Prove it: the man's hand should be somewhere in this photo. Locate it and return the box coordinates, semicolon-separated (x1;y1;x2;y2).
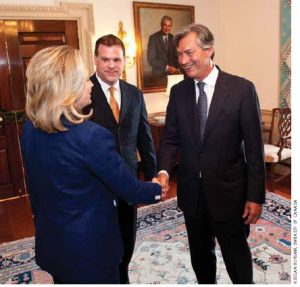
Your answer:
242;201;262;224
157;173;169;193
152;173;169;201
152;177;167;201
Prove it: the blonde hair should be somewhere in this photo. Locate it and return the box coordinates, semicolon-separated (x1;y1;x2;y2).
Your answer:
25;45;92;133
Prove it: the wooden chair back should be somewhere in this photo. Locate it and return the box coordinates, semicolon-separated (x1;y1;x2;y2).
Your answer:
268;108;291;148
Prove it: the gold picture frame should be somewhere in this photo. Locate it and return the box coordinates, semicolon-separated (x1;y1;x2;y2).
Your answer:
133;2;194;93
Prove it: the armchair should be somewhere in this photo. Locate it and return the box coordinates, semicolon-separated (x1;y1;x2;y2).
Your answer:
264;108;291;192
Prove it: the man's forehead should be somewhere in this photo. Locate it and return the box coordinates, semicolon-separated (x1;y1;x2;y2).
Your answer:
176;41;199;52
98;44;122;50
162;20;172;25
97;45;124;56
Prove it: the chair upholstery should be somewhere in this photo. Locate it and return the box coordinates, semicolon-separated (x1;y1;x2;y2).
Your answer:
264;108;291;192
264;144;291;163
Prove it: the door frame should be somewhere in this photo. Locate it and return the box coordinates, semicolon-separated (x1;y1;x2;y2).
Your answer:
0;1;94;74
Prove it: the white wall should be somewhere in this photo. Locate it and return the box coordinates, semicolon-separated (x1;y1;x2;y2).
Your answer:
216;0;280;110
0;0;281;111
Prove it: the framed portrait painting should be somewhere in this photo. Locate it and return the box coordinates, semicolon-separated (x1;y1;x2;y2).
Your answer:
133;2;194;93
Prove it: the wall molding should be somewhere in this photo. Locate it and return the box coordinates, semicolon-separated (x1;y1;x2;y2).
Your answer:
0;1;95;74
280;0;291;107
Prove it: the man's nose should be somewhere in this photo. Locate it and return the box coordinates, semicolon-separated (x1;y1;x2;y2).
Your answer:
179;54;188;65
108;60;115;68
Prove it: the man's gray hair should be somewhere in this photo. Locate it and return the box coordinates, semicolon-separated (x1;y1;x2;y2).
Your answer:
174;23;214;49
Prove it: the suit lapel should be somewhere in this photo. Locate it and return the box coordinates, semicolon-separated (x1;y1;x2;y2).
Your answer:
167;34;173;49
183;79;200;143
90;74;117;125
203;70;230;140
90;74;109;110
119;80;131;124
158;31;167;51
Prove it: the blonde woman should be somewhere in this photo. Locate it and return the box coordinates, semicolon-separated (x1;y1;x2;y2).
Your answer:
21;45;163;284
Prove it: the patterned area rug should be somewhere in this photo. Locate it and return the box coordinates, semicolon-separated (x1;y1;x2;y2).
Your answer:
130;191;291;284
0;192;291;284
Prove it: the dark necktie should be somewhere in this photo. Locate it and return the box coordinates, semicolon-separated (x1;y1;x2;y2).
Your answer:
197;82;207;140
163;36;168;49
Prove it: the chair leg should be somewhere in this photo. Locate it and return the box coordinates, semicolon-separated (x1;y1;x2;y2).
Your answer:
269;163;275;192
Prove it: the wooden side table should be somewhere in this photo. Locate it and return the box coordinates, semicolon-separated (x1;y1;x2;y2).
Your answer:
148;112;166;154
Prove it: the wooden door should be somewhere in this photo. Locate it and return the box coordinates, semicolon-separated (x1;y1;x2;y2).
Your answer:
0;20;79;200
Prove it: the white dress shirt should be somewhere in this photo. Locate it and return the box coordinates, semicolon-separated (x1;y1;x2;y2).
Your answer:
194;65;219;116
95;73;121;108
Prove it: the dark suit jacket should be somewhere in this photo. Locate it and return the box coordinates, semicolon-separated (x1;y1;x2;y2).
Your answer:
21;119;161;283
147;31;178;76
84;74;156;181
158;67;266;221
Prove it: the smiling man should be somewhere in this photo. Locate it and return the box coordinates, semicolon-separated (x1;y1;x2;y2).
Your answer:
83;34;157;284
157;24;266;284
147;15;179;85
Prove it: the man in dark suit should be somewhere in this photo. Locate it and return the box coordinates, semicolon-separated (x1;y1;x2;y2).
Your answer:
147;15;179;85
157;24;266;284
83;34;157;284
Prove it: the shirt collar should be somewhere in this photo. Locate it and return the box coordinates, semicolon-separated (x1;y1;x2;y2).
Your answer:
194;64;219;88
95;73;120;92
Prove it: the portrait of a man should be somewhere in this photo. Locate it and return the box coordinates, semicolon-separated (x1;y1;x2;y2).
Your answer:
133;2;194;92
147;15;180;86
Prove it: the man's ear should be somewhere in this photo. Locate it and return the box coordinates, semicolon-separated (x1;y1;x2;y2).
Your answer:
207;47;215;59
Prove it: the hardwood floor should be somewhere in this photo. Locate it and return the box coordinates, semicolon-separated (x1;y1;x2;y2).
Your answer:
0;168;291;245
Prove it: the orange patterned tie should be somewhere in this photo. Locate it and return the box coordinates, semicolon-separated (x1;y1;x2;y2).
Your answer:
108;86;120;122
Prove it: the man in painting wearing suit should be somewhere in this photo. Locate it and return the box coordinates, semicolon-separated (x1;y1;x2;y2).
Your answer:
83;34;157;284
157;24;266;283
147;15;179;85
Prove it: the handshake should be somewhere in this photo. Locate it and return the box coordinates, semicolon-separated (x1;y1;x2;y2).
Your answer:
152;173;169;201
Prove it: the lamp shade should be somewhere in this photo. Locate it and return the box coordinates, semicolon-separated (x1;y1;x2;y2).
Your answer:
166;74;184;95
